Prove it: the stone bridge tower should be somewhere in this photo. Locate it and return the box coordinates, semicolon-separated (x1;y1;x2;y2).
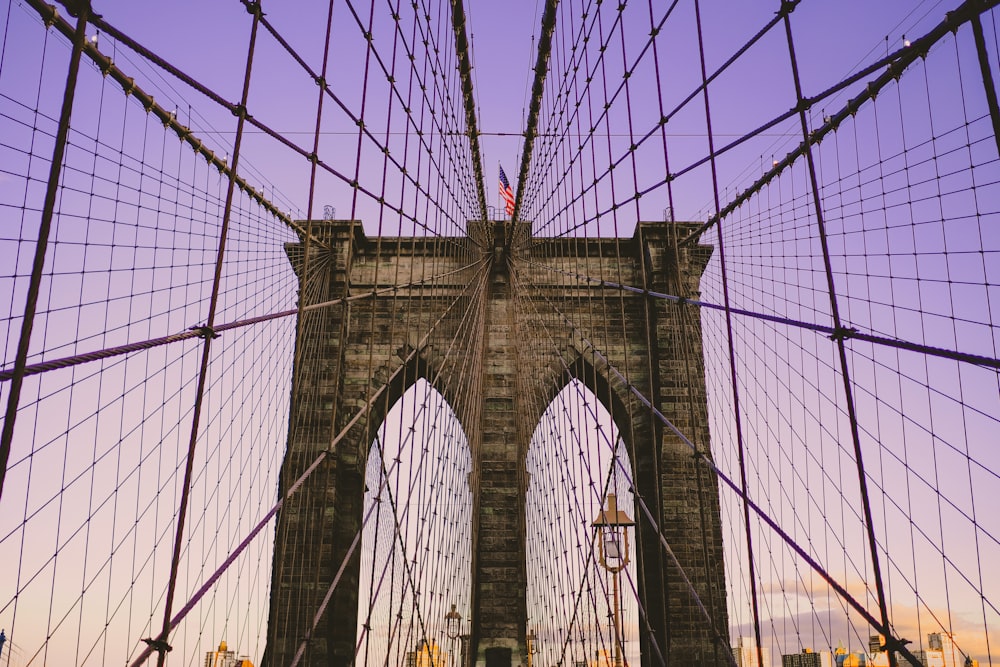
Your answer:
263;219;729;667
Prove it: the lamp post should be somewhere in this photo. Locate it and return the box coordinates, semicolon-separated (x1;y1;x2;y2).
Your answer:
592;493;634;667
460;634;470;667
527;629;538;667
445;604;462;667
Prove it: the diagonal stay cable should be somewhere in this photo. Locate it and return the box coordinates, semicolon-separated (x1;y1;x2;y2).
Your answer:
288;261;491;667
58;0;476;247
510;0;559;242
0;261;483;382
148;5;264;662
449;0;488;222
521;259;1000;370
25;0;311;239
246;0;484;233
0;0;90;503
517;270;926;667
126;447;328;667
520;0;999;244
679;0;1000;246
510;266;709;667
127;257;489;667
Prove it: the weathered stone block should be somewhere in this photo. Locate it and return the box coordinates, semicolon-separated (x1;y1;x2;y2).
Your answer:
265;220;728;667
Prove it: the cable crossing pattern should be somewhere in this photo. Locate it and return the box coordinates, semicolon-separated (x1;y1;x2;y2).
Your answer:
0;1;998;667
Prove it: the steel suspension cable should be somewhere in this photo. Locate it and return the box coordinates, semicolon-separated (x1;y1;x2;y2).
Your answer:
0;0;89;502
150;5;263;665
780;7;898;663
517;268;928;667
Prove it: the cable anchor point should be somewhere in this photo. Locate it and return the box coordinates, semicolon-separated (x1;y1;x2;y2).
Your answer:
829;326;858;341
189;324;220;340
141;637;173;655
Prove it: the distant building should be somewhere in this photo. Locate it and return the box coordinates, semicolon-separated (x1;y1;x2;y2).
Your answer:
867;634;891;667
414;639;446;667
928;633;959;667
851;631;971;667
841;653;866;667
904;649;945;667
592;649;614;667
833;643;873;667
835;642;849;667
782;648;833;667
869;653;890;667
204;640;254;667
734;636;771;667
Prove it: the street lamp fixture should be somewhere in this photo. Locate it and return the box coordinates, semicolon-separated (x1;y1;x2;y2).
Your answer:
527;629;538;667
592;493;634;667
445;604;463;667
445;604;462;640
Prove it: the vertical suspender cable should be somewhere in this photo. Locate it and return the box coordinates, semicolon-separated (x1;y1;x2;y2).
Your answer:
779;3;898;664
149;4;263;665
266;0;336;657
692;1;765;666
0;0;90;502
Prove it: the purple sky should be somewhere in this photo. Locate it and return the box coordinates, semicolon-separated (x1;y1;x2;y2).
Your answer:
1;1;997;666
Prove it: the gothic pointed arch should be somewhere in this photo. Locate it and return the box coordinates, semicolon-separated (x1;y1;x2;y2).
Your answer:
525;377;640;666
268;219;728;667
356;378;473;667
531;344;641;472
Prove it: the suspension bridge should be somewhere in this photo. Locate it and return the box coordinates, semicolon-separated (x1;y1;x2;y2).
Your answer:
0;0;998;666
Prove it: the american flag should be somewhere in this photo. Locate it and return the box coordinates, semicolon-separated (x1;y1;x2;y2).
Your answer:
499;165;515;216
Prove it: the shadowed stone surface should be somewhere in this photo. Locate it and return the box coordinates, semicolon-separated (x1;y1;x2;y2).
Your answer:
264;220;729;667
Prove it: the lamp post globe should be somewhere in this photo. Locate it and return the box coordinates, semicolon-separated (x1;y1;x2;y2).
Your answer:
445;604;462;640
445;603;463;667
592;493;634;667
